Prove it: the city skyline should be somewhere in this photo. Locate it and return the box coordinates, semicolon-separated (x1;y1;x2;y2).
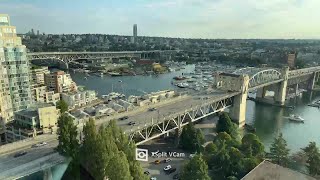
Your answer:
1;0;320;39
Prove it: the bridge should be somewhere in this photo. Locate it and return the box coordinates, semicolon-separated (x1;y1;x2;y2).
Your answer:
0;66;319;179
27;50;180;69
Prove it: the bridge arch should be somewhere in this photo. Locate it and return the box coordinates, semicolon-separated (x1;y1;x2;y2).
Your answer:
248;69;282;88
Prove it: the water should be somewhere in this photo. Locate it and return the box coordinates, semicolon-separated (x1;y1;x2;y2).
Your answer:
70;65;196;96
70;66;320;152
25;65;320;179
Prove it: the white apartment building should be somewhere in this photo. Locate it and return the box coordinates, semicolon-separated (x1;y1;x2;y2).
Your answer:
0;14;32;141
61;90;97;109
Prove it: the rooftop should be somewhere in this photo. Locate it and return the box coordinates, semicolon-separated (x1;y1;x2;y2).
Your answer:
241;160;316;180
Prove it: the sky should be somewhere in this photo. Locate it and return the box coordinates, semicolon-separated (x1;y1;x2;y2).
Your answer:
1;0;320;39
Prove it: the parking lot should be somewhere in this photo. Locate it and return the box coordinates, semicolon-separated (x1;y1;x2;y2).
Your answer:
138;139;191;180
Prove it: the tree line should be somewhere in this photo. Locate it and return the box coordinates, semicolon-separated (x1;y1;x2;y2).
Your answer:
56;113;148;180
178;112;320;179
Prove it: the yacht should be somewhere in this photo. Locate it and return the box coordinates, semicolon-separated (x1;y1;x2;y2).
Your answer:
177;82;189;88
288;114;304;122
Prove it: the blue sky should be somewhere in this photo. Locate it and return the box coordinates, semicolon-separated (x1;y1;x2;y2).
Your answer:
1;0;319;39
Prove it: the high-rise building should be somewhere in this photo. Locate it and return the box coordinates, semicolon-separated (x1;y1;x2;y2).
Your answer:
287;53;296;69
0;14;32;139
44;71;78;93
133;24;137;43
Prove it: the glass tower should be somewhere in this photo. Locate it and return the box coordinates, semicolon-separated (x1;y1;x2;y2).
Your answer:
0;14;31;130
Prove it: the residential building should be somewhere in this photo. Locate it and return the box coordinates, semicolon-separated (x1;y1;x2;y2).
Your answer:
61;90;97;109
287;53;296;69
31;85;60;104
0;14;31;141
45;70;77;93
241;160;316;180
133;24;137;43
5;103;59;142
30;66;50;85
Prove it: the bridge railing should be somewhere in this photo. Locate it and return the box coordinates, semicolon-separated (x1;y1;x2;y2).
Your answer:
289;66;320;77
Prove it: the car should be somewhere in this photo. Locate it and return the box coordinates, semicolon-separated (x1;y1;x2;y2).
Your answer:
32;141;48;148
189;154;196;158
165;158;171;163
166;167;176;175
14;151;27;158
128;121;136;126
150;177;157;180
148;107;157;111
144;171;150;175
163;165;172;171
173;174;180;179
154;160;161;164
119;116;129;120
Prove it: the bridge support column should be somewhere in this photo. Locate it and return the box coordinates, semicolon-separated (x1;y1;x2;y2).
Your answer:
308;72;317;90
230;75;250;127
256;87;267;101
43;167;53;180
230;92;248;127
274;67;289;105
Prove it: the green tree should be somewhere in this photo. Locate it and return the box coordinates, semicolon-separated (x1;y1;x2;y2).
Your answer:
241;133;265;158
269;133;290;166
302;142;320;176
56;100;68;113
217;112;238;139
57;114;80;178
107;151;133;180
181;154;211;180
180;123;205;152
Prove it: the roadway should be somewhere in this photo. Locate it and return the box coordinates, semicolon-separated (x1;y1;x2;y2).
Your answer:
0;89;236;178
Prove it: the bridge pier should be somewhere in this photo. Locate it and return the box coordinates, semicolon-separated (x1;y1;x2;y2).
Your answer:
256;87;267;100
273;67;289;105
229;75;250;127
43;167;53;180
308;72;317;90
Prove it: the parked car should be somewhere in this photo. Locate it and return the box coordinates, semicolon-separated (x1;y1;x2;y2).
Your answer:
165;158;172;163
148;107;157;111
150;177;157;180
166;167;177;175
14;151;27;158
144;171;150;175
163;165;172;171
154;160;161;164
128;121;136;126
189;154;196;158
119;116;129;120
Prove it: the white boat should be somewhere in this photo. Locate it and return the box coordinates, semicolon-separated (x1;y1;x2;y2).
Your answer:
177;82;189;88
288;114;304;122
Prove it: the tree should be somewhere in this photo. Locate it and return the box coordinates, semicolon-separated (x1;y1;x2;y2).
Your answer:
107;151;133;180
57;114;80;178
56;100;68;113
269;133;290;166
302;142;320;176
241;133;264;158
180;123;205;152
217;112;238;139
181;154;211;180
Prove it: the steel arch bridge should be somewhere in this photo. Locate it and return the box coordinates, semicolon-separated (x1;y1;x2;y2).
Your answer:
233;67;282;88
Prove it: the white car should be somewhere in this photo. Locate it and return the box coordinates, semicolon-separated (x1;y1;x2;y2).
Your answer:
163;165;172;171
189;154;196;158
150;177;157;180
165;158;171;163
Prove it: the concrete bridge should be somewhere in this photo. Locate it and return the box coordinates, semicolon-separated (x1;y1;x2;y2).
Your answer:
0;66;319;178
27;50;180;69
